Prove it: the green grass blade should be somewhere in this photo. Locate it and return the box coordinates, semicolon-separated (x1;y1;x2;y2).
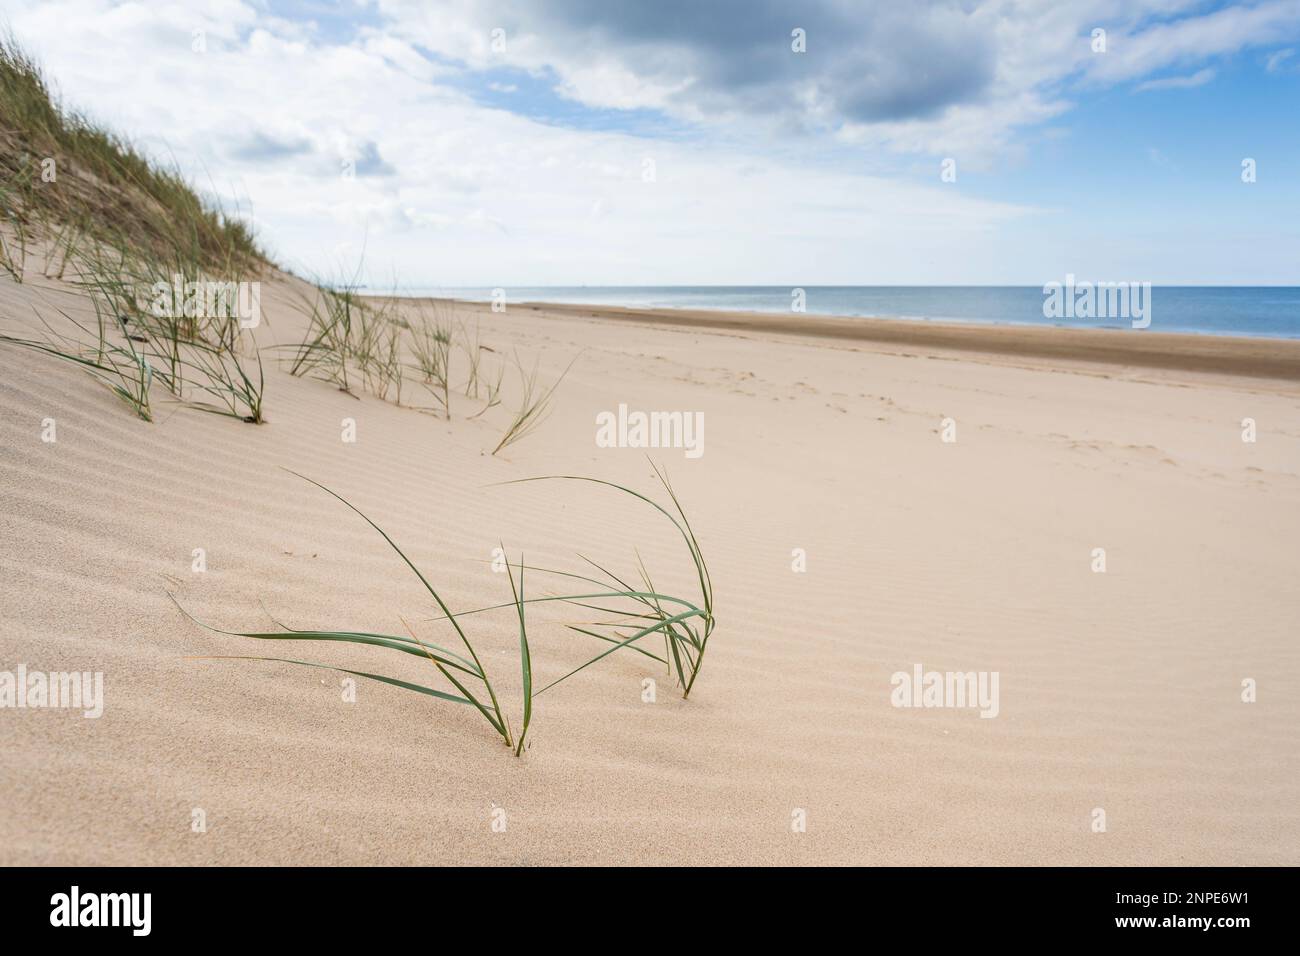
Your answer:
566;625;667;664
169;593;483;677
281;471;512;739
189;655;472;704
506;549;531;756
533;607;705;697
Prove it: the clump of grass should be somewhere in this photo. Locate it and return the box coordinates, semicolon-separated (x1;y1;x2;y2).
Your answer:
1;234;268;423
78;237;267;421
407;303;453;417
492;352;576;456
287;289;571;453
349;296;389;397
376;319;403;405
0;221;24;280
179;339;266;423
42;213;84;279
288;272;406;404
174;465;713;754
459;320;487;398
288;284;361;394
470;357;504;419
457;320;508;419
487;462;715;698
0;159;33;280
0;306;154;420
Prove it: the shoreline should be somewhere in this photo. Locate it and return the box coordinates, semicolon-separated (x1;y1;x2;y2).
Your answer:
371;296;1300;382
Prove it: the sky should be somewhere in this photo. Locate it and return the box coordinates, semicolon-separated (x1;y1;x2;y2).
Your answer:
3;0;1299;286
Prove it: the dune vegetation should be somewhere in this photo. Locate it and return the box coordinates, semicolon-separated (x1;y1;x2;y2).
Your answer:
0;36;570;448
1;37;715;755
176;466;714;756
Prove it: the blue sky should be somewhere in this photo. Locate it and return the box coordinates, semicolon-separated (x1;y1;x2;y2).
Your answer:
4;0;1299;285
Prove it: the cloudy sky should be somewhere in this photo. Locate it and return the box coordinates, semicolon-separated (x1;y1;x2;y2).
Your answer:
4;0;1299;286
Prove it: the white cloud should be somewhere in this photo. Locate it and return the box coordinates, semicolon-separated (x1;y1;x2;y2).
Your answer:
1135;67;1217;91
1265;46;1296;71
370;0;1300;162
1;0;1297;284
1083;0;1300;85
0;0;1041;284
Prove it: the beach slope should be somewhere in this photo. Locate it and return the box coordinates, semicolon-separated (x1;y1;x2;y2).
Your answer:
2;277;1298;865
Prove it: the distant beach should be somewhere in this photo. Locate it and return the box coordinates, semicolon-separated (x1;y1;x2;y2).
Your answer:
359;295;1300;381
390;286;1300;339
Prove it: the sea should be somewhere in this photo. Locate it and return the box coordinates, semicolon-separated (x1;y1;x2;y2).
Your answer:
391;286;1300;339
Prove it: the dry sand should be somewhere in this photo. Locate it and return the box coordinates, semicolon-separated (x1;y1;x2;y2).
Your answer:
2;264;1298;865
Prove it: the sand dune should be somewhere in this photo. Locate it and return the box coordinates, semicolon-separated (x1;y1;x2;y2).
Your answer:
2;267;1298;865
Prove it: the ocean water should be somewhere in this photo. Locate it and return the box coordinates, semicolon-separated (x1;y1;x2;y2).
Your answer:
394;286;1300;339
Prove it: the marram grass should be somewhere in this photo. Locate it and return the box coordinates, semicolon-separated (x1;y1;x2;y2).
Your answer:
0;307;154;421
1;238;267;423
0;34;262;272
2;34;268;423
174;465;713;755
491;351;577;456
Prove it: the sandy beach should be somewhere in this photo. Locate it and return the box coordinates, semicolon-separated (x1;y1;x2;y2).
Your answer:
2;261;1297;866
497;299;1300;381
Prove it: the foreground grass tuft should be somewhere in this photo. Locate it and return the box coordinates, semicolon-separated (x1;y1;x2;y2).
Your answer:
174;466;713;755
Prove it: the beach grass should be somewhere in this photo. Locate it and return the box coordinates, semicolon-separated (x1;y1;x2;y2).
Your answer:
492;351;576;456
288;281;410;407
2;35;269;423
407;301;454;417
4;31;577;448
175;466;713;754
286;287;573;451
1;34;261;273
3;35;584;446
3;230;269;422
0;306;154;420
288;283;362;394
493;462;715;697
